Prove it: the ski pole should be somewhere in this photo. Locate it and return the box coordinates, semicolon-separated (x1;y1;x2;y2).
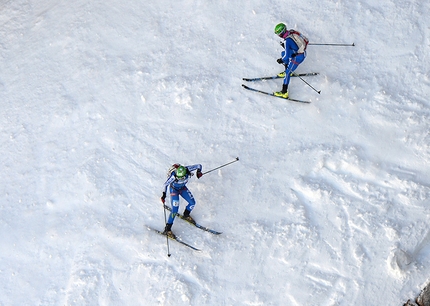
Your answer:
201;157;239;176
309;43;355;46
162;202;171;257
289;69;321;94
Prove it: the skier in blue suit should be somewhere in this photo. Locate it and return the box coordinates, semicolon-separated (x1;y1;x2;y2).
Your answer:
274;22;309;99
160;164;202;238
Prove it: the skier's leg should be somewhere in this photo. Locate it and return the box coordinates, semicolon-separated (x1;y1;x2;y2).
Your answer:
286;52;306;78
279;53;306;94
167;187;180;225
180;187;195;221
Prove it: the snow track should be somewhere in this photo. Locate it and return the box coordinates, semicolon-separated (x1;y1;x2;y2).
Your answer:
0;0;429;305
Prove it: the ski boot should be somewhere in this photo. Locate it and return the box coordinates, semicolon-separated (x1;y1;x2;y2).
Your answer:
277;72;294;78
183;209;196;225
162;223;176;239
274;84;289;98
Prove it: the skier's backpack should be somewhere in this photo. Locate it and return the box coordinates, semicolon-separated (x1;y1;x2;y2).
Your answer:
167;164;180;178
287;30;309;53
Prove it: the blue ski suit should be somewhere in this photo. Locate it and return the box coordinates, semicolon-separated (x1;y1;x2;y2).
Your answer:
162;164;202;224
279;30;308;86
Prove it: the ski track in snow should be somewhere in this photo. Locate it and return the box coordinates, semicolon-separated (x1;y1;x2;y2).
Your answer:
1;0;430;305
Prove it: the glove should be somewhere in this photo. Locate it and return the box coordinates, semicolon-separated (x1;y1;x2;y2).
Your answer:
280;41;285;48
291;53;297;58
196;170;203;179
277;58;284;64
161;192;166;204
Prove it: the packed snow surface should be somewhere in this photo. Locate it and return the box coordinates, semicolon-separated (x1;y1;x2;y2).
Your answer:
1;0;429;305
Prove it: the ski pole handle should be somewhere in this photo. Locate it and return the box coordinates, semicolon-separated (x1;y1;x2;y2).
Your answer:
201;157;239;176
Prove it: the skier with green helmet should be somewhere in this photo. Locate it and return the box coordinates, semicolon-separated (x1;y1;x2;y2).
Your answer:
160;163;203;238
274;22;309;98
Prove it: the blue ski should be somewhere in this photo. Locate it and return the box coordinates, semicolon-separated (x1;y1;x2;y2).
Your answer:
147;227;201;251
164;205;222;235
242;84;311;104
243;72;319;82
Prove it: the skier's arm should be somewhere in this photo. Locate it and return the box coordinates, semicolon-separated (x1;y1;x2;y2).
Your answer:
161;173;176;203
185;164;202;173
186;164;203;178
162;173;176;193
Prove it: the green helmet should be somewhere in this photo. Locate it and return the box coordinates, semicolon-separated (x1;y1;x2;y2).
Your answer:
274;23;287;36
176;166;187;179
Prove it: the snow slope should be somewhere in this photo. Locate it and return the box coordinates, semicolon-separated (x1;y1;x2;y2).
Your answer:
1;0;429;305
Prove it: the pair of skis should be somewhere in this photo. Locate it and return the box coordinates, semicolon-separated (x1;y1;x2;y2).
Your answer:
242;72;319;104
148;205;222;251
148;227;201;251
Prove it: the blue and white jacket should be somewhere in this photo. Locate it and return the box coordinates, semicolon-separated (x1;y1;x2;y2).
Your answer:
280;30;308;63
162;164;202;193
